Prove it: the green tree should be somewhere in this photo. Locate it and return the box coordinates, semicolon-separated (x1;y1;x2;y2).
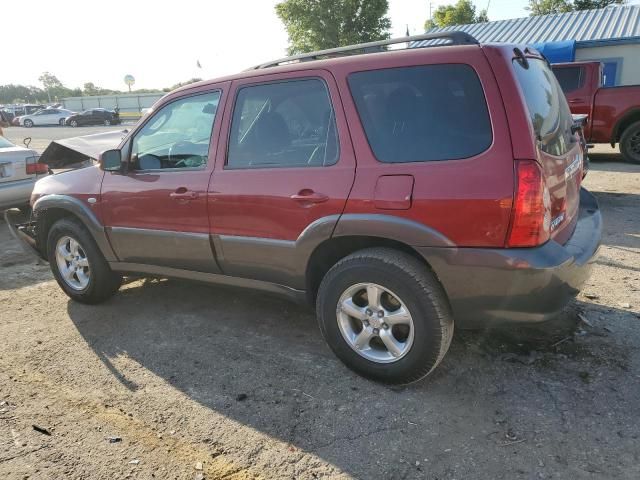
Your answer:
424;0;488;30
275;0;391;55
0;84;46;104
526;0;574;15
573;0;624;9
38;72;64;102
83;82;100;95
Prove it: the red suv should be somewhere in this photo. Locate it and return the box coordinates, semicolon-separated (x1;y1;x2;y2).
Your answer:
8;33;601;384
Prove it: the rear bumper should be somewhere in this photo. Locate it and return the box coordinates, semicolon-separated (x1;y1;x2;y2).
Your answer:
0;177;35;210
418;188;602;327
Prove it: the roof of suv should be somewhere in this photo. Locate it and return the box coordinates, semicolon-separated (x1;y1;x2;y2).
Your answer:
172;32;490;94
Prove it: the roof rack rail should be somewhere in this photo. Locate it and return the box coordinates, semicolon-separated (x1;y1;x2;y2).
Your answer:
250;31;479;70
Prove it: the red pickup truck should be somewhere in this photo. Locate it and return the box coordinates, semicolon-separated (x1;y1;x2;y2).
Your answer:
552;61;640;164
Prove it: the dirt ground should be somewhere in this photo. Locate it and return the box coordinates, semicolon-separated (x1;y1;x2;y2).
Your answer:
0;146;639;479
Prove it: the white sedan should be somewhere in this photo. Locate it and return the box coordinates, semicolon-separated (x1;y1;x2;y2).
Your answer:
18;108;76;128
0;136;45;211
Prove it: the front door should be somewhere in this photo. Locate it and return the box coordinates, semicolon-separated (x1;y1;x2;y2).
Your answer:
101;87;227;272
208;70;356;288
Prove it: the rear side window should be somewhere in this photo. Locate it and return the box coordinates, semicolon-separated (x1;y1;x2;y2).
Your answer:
227;79;338;169
348;64;492;163
513;58;574;157
552;66;584;93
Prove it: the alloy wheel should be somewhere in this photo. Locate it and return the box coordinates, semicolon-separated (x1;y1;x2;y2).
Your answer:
336;282;415;363
55;236;91;290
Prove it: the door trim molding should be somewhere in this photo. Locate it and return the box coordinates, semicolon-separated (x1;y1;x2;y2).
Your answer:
109;261;307;303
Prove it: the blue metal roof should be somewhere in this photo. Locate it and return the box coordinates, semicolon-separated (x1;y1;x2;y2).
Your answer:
412;5;640;48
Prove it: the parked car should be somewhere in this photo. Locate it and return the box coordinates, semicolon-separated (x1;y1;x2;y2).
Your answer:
65;109;121;127
1;109;16;124
552;61;640;164
7;33;601;384
18;108;76;127
0;136;47;211
5;104;46;120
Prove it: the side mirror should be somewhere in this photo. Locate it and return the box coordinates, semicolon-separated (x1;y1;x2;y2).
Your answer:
99;149;123;172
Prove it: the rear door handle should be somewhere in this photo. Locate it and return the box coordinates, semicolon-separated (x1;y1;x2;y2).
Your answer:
170;188;199;200
290;189;329;204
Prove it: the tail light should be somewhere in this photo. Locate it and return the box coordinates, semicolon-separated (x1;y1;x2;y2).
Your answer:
26;158;49;175
507;160;551;247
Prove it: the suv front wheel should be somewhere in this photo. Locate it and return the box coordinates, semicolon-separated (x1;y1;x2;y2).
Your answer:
47;218;122;304
316;248;454;385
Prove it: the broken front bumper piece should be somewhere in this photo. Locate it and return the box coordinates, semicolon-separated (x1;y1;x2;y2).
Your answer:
4;208;41;259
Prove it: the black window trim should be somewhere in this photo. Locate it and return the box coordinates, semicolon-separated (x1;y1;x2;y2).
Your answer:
224;76;340;170
346;62;494;165
128;89;223;174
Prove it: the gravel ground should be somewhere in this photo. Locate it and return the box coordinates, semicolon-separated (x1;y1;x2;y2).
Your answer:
0;146;638;479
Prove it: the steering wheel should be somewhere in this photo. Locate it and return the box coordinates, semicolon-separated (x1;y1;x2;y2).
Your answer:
168;140;198;163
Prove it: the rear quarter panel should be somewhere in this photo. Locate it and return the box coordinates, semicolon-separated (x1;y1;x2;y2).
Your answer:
334;45;515;247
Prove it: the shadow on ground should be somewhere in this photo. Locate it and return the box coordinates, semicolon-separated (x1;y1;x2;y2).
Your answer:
65;277;637;478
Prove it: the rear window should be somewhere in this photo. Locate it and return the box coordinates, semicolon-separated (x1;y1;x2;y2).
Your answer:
513;58;574;157
348;64;492;163
552;66;584;93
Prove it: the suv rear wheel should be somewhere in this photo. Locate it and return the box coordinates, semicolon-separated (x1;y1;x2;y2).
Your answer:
316;248;454;384
620;120;640;164
47;218;122;304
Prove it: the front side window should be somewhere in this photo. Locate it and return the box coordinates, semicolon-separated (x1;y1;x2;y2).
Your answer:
513;58;574;157
227;79;338;169
348;64;492;163
131;91;220;170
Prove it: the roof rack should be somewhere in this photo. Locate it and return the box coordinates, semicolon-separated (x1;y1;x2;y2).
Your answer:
250;31;479;70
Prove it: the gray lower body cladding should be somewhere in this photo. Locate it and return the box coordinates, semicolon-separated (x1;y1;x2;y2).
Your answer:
418;188;601;327
6;189;601;327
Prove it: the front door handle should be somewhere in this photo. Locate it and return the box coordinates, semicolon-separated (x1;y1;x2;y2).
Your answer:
170;187;199;200
290;189;329;204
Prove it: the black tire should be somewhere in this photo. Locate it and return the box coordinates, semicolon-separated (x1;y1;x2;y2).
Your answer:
620;121;640;164
104;119;111;126
24;119;33;128
47;218;122;304
59;118;65;126
70;120;78;127
316;248;454;385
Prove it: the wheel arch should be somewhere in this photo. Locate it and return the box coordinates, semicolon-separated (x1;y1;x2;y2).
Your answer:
305;235;439;305
34;195;117;262
611;108;640;145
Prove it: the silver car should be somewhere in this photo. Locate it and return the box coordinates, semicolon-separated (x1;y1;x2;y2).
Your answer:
18;108;76;128
0;136;44;211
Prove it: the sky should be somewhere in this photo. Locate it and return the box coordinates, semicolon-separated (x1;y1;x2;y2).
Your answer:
0;0;570;91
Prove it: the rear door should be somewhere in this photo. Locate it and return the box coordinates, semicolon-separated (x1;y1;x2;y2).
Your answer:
208;70;356;288
513;57;583;243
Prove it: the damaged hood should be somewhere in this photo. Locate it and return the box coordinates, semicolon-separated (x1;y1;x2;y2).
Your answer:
40;129;129;168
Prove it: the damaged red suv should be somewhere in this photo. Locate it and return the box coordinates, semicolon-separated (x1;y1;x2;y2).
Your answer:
8;33;601;384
